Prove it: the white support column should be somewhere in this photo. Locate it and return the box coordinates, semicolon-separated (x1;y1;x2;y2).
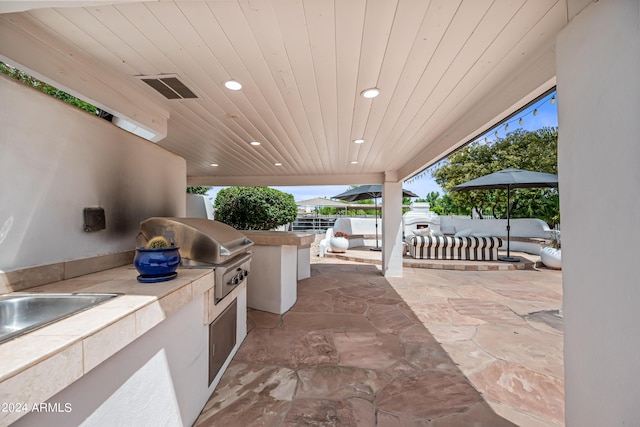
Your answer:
382;178;403;277
557;1;640;425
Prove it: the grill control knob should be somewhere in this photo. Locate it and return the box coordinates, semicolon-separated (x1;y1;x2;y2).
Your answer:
243;270;249;277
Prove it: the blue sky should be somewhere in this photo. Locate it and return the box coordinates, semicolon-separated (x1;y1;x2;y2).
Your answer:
206;91;558;203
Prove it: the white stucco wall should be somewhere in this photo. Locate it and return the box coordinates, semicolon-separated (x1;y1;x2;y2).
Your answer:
0;75;186;272
186;193;214;219
333;217;380;236
557;1;640;425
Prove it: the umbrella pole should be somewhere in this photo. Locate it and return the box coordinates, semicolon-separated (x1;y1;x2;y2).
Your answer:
371;195;381;251
499;184;519;262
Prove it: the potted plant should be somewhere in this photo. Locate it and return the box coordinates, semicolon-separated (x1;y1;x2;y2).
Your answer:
330;231;349;253
540;228;561;270
134;236;181;282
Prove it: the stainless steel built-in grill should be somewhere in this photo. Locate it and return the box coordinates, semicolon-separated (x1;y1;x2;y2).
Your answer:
138;217;253;304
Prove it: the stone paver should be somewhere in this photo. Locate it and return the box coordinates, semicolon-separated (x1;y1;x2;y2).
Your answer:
474;323;564;379
469;361;565;425
392;266;564;426
195;259;563;427
196;362;295;426
374;372;482;419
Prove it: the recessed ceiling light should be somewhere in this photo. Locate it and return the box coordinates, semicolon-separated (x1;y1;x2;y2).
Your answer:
274;162;282;166
250;141;261;146
210;163;219;167
353;139;365;144
350;161;359;164
224;80;242;90
360;88;380;98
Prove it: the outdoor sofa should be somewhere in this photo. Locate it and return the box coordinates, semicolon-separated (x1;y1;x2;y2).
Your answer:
407;234;503;261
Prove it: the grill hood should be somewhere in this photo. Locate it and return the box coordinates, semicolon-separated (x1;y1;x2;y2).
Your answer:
138;217;253;265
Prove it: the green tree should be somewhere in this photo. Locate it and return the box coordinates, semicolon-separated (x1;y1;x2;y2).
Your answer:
186;186;211;195
348;196;376;216
432;128;559;226
424;191;440;206
318;207;333;215
438;193;464;216
214;187;297;230
415;191;465;216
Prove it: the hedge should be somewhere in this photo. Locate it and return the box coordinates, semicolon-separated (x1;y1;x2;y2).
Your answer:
214;186;297;230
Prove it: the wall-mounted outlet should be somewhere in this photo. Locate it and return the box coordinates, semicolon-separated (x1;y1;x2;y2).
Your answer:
84;207;106;232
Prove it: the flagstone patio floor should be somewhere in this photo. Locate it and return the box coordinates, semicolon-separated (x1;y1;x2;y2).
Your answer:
194;257;563;427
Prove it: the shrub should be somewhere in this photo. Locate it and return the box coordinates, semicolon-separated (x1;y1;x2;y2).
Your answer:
334;231;349;239
186;186;211;195
215;186;298;230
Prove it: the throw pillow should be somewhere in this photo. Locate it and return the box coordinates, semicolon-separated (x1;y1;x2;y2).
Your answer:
454;228;473;237
440;225;456;235
413;228;430;236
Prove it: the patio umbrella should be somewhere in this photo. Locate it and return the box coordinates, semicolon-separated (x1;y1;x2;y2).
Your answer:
333;184;418;251
451;168;558;262
295;197;348;208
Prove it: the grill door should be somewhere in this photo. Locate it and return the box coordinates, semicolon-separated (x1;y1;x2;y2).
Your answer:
208;299;237;385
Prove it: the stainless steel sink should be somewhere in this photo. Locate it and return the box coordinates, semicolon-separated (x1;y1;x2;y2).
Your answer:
0;293;121;344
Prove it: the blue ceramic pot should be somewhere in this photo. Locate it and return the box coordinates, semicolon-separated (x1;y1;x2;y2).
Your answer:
134;247;181;277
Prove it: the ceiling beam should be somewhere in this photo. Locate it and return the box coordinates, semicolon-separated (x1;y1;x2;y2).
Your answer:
187;173;385;187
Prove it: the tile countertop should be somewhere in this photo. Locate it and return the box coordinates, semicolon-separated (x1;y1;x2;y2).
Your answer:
0;265;214;425
242;230;315;247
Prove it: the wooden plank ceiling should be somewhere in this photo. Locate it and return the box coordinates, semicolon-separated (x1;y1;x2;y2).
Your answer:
0;0;566;185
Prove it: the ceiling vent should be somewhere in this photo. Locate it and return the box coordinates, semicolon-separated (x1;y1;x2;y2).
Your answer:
139;74;197;99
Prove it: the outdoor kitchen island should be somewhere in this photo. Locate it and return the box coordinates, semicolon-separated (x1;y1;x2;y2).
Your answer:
242;230;315;315
0;265;246;426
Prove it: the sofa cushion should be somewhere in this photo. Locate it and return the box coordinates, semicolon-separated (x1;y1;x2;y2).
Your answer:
440;225;456;235
471;232;492;238
408;235;503;261
454;228;473;237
